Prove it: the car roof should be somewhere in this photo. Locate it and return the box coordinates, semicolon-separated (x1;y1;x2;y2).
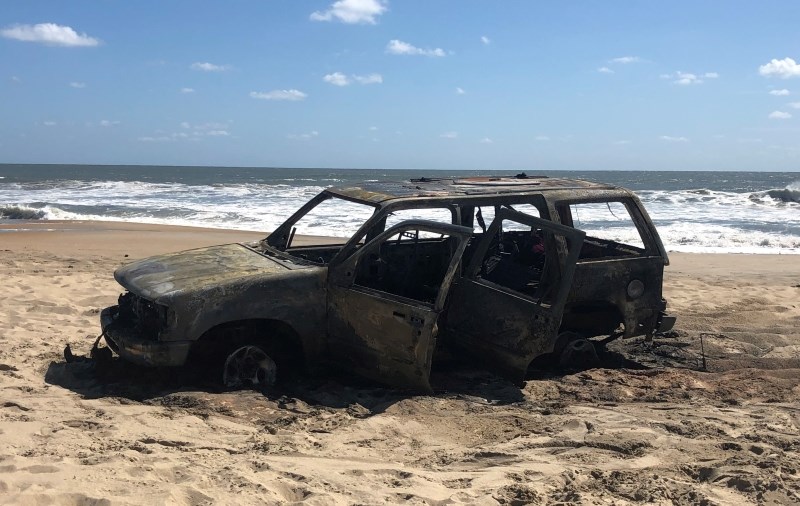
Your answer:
327;174;624;204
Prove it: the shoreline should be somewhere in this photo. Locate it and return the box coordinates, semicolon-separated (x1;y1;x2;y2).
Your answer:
2;219;799;265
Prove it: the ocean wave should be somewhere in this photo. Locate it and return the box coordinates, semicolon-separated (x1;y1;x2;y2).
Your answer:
0;205;46;220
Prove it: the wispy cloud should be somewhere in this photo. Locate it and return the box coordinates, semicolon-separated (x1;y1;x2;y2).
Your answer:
288;130;319;140
768;110;791;119
310;0;388;24
386;39;447;57
769;89;790;96
250;89;307;101
787;102;800;109
190;62;230;72
534;135;550;141
353;73;382;84
180;87;195;93
481;35;491;45
42;121;57;127
440;131;458;139
10;76;21;84
69;81;86;88
610;56;640;64
613;140;631;145
99;120;119;127
759;57;800;79
323;72;350;86
597;67;614;74
661;70;718;85
1;23;100;47
140;122;232;142
324;72;383;86
659;135;689;142
455;87;465;95
479;137;493;144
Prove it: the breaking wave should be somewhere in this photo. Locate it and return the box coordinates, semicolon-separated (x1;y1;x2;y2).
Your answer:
0;205;46;220
1;173;799;254
757;181;800;204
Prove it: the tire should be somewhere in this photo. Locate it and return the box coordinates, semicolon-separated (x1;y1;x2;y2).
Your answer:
222;345;277;391
558;338;600;370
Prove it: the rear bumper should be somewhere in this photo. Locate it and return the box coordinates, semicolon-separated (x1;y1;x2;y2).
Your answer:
656;312;677;333
101;306;191;367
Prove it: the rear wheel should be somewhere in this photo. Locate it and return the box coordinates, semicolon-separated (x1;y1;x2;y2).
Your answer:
559;338;600;370
222;345;277;390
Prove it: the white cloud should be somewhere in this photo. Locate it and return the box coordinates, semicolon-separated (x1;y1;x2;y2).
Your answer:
479;137;493;144
440;131;458;139
191;62;230;72
1;23;100;47
43;121;56;126
659;135;689;142
368;126;378;131
353;73;382;84
769;89;790;96
206;130;230;136
675;71;701;85
288;130;319;140
597;67;614;74
323;72;350;86
759;57;800;78
455;87;465;95
69;81;86;88
11;76;21;83
768;110;791;119
534;135;550;141
180;87;195;93
324;72;382;86
99;120;119;127
613;140;631;145
481;35;491;45
610;56;640;64
310;0;387;24
662;71;717;85
788;102;800;109
386;39;446;57
250;89;307;101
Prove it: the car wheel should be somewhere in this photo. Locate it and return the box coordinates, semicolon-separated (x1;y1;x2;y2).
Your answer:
559;338;600;370
222;345;277;390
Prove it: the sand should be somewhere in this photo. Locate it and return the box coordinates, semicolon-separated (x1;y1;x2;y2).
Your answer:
1;221;799;505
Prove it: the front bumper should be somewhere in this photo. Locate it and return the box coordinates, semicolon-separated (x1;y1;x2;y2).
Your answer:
101;306;191;367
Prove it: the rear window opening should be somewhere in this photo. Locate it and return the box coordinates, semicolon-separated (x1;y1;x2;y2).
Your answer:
558;201;646;260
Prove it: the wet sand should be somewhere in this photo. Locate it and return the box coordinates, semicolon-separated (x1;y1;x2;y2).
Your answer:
1;221;799;504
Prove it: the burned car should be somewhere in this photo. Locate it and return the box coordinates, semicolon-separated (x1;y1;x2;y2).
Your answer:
100;175;675;391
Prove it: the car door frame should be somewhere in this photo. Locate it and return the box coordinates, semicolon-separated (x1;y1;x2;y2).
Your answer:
443;208;585;383
327;219;473;392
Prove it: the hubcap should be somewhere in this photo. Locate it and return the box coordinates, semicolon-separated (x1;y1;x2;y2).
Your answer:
222;345;277;388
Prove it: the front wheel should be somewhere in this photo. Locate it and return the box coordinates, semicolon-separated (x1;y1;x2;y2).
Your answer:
222;345;277;390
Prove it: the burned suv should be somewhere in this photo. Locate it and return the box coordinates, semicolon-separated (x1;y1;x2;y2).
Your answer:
101;175;674;391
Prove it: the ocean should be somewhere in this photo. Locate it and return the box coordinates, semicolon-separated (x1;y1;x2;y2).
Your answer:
1;164;798;254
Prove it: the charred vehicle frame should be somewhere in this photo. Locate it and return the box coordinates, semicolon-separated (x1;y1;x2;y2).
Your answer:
99;174;675;391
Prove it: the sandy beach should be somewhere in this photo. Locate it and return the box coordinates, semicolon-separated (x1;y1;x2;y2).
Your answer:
1;221;799;504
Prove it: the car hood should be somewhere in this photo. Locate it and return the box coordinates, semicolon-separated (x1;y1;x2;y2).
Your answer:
114;244;290;301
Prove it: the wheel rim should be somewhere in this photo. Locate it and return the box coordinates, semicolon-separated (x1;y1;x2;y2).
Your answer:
222;345;277;388
559;338;599;370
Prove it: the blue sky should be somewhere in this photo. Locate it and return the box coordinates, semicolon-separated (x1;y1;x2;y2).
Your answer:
1;0;799;170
